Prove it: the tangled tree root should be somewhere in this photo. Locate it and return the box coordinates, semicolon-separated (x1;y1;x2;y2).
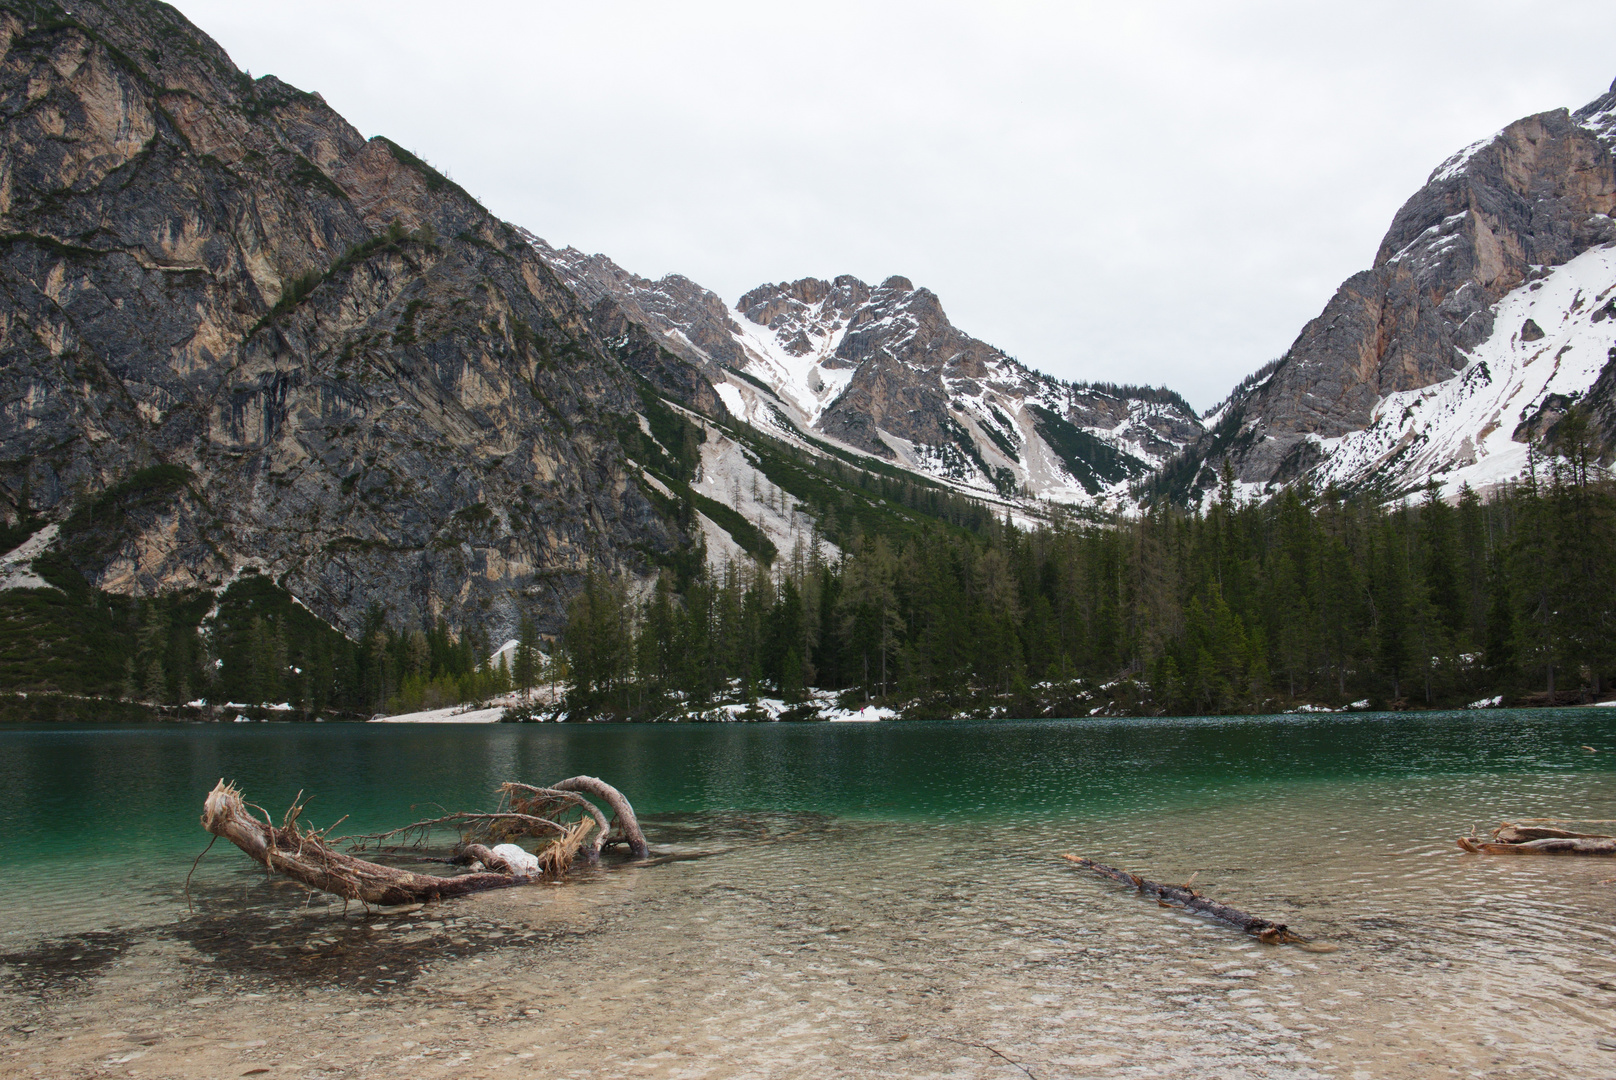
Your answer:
199;774;648;905
1061;854;1335;951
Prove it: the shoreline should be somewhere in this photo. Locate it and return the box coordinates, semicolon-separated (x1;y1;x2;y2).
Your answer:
5;686;1616;725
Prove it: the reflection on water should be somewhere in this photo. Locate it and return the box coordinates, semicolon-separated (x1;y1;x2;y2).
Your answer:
2;712;1615;1077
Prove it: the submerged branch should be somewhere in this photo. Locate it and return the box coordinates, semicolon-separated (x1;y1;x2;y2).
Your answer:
1458;820;1616;856
1061;854;1332;950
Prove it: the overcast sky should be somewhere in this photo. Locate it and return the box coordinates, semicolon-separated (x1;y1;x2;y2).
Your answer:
170;1;1616;411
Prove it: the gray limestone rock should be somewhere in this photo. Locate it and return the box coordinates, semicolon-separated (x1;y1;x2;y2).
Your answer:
0;0;708;637
1183;86;1616;496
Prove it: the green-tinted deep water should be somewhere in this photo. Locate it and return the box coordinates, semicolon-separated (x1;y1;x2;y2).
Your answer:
3;711;1616;1078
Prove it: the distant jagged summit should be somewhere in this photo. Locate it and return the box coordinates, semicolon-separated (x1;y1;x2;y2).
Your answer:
524;242;1205;505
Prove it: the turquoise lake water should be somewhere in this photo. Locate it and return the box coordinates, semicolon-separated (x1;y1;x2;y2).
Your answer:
0;710;1609;848
3;711;1616;1078
3;711;1615;934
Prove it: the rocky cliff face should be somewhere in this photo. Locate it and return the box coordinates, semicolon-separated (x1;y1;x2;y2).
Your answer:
0;0;706;635
526;243;1205;506
1182;79;1616;499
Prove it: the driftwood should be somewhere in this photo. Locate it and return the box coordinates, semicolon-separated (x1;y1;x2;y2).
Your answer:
500;783;616;862
350;777;647;864
200;773;649;906
1458;819;1616;856
349;807;594;870
201;782;522;905
548;776;649;859
1062;854;1332;950
348;811;572;850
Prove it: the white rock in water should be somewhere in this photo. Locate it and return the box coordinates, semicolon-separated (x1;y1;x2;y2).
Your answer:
490;843;540;877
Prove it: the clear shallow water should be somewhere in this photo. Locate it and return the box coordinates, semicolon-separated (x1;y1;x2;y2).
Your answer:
3;711;1616;1078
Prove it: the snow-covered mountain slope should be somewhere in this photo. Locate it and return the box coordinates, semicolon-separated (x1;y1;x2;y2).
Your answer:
529;79;1616;517
728;276;1202;503
1308;244;1616;497
1154;76;1616;505
521;236;1203;510
685;414;842;567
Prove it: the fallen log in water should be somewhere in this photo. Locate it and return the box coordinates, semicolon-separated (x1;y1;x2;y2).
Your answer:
199;773;648;906
1457;819;1616;856
200;781;524;905
1061;854;1332;950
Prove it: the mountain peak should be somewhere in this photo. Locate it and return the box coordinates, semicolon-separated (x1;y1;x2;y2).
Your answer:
1156;75;1616;505
1572;74;1616;147
529;245;1205;505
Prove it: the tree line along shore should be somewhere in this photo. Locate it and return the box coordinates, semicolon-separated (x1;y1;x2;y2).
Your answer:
555;443;1615;721
1;424;1613;723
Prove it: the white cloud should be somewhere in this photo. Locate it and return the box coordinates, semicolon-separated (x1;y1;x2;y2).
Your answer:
169;0;1616;410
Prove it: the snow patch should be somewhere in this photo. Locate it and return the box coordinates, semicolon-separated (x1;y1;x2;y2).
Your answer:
1430;132;1499;185
0;523;59;591
1308;244;1616;499
370;704;507;724
713;381;747;420
689;423;840;569
1579;102;1616;148
729;300;854;426
825;704;892;722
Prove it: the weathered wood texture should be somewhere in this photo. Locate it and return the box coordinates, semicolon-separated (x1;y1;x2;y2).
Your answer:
1457;821;1616;856
200;773;650;905
200;781;521;905
1062;854;1325;947
549;776;650;859
1459;836;1616;855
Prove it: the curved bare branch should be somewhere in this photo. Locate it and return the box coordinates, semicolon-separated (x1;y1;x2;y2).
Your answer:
550;776;649;859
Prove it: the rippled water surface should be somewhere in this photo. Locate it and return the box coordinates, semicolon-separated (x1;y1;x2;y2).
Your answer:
2;712;1615;1078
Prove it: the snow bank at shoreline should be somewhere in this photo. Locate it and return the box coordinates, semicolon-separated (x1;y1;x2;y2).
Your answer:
369;704;507;724
826;704;893;722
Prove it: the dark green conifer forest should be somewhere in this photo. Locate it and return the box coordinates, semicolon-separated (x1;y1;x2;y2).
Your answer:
560;425;1616;719
0;563;516;719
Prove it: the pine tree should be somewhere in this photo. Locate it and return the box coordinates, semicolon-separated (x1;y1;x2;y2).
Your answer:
513;615;538;700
